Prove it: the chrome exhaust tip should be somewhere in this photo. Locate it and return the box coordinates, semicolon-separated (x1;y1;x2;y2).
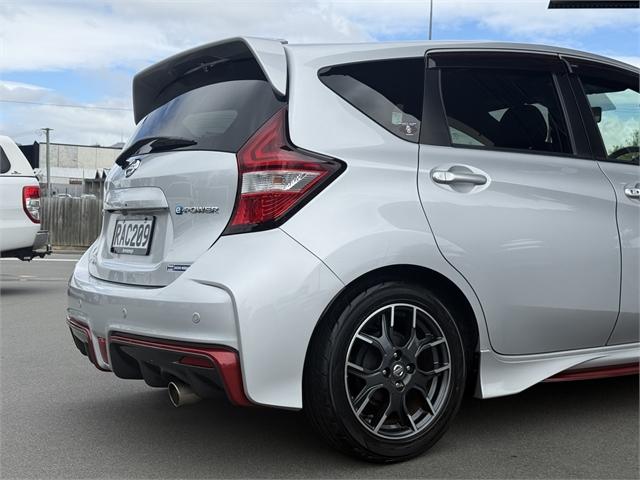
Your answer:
168;381;201;407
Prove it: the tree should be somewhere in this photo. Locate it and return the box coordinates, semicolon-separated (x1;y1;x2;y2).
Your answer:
610;128;640;154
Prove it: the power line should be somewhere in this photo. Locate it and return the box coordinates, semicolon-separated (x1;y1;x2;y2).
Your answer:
0;99;132;112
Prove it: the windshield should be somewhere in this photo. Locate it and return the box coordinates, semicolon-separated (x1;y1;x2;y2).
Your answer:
126;79;283;154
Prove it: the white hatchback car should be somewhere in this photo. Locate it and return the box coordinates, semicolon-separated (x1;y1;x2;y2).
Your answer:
0;135;49;260
67;38;639;462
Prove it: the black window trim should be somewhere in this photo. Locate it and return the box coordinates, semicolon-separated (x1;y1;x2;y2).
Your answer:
562;55;640;166
0;146;11;174
421;48;597;162
317;56;426;144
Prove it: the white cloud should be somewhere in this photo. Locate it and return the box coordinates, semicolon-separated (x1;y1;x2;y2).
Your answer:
0;0;637;147
0;0;369;72
0;81;50;92
0;80;52;110
2;0;638;73
324;0;640;42
0;80;134;146
1;102;134;147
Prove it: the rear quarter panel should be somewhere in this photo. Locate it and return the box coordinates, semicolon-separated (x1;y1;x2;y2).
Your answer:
282;45;491;353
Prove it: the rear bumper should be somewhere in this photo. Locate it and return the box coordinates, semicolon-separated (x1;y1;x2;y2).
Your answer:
67;228;344;409
1;230;51;260
67;316;250;406
32;230;50;252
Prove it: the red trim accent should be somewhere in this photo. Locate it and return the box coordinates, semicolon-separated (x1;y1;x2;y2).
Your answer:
97;337;109;364
109;334;252;407
545;362;639;382
66;317;111;372
179;356;214;368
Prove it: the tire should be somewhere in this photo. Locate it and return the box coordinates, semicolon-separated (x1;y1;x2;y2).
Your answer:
304;281;467;462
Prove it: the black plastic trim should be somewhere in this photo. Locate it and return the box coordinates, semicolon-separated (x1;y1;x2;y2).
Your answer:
109;341;227;399
549;1;639;8
317;57;425;144
554;71;593;158
564;57;640;165
426;50;565;72
419;68;451;146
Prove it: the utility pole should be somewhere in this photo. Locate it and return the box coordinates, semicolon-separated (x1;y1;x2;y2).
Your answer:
428;0;434;40
41;128;52;198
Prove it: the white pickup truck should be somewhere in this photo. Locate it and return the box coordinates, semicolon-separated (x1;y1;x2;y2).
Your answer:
0;135;50;260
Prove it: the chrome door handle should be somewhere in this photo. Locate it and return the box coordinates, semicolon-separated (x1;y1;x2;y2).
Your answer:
624;187;640;199
432;170;487;185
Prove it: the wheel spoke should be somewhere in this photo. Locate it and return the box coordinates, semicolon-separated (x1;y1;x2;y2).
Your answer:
403;398;418;432
410;337;446;357
373;404;391;433
425;394;436;415
379;311;395;351
355;311;395;354
354;332;386;353
346;362;385;387
413;364;450;387
405;333;446;359
415;385;437;415
416;337;446;357
352;384;383;414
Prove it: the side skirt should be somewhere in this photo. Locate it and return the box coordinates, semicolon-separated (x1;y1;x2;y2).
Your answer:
477;342;639;398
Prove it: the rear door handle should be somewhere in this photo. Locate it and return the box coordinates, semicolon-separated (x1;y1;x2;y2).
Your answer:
624;186;640;199
432;170;487;186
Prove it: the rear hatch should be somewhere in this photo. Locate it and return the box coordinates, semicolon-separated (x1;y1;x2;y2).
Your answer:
89;38;286;286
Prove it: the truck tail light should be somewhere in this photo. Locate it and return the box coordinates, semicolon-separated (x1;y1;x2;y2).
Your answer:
22;185;41;223
223;109;343;235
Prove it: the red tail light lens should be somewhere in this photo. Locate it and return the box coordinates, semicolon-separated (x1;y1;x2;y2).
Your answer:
22;185;41;224
223;109;343;235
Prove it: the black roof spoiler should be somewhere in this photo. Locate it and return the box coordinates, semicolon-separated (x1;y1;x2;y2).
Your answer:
132;37;288;123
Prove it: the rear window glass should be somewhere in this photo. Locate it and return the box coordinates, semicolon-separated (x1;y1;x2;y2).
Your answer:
128;79;283;154
439;68;573;155
318;58;424;142
0;147;10;174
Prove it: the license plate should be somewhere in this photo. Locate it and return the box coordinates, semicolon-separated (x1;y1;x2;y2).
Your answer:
111;217;155;255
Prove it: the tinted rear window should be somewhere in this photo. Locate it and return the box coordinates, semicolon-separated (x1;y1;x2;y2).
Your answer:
128;79;283;154
319;58;424;142
0;147;10;174
440;68;573;155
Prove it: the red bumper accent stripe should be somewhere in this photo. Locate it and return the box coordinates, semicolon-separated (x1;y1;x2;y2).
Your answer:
545;362;639;382
97;337;109;364
66;317;111;372
109;334;252;407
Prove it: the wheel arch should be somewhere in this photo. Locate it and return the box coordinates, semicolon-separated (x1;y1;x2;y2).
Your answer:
303;263;481;401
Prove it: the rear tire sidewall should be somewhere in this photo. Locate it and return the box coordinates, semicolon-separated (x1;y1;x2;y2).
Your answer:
327;283;466;460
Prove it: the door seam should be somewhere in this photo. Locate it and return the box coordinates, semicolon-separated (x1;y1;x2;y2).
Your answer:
597;161;624;345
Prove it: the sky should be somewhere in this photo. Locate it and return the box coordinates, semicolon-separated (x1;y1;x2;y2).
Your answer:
1;0;638;147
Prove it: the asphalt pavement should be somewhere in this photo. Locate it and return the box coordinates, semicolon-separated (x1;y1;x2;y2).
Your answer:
1;255;638;479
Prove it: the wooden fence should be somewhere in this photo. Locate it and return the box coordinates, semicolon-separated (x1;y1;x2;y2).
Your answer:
41;197;103;248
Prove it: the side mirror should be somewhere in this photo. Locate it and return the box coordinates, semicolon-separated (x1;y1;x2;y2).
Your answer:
591;106;602;123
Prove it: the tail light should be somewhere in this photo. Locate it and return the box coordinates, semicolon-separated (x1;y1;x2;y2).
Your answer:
223;109;343;235
22;185;41;223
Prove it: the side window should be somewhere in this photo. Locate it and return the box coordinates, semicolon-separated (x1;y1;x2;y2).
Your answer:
578;72;639;165
0;147;11;174
318;58;424;142
439;67;573;155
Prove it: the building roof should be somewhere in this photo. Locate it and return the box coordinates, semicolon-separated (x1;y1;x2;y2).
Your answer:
34;166;110;181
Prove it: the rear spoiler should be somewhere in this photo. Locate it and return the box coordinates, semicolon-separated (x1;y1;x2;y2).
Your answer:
132;37;288;124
